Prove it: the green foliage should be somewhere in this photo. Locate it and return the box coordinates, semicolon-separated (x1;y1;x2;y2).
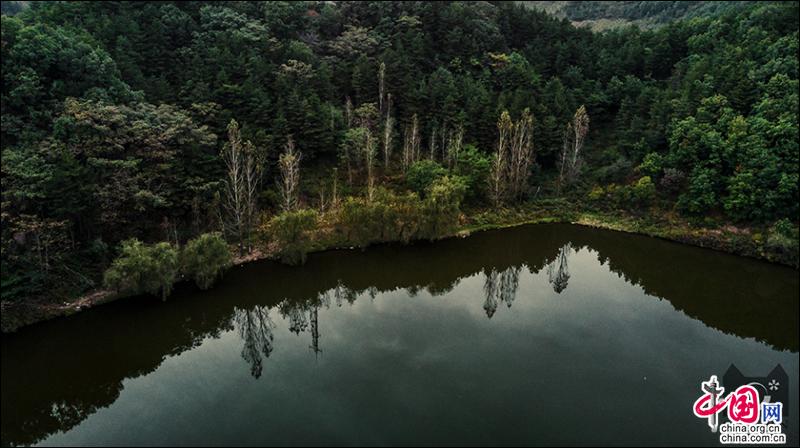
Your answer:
180;232;231;290
103;239;178;300
2;0;799;307
268;209;318;265
588;176;656;211
638;152;663;178
454;144;491;201
419;176;468;240
336;188;423;247
1;14;137;145
336;178;467;247
337;197;388;248
406;160;447;196
631;176;657;207
765;219;799;266
678;167;719;215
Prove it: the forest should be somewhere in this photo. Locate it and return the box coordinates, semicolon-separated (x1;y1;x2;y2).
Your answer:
523;1;759;30
1;1;798;315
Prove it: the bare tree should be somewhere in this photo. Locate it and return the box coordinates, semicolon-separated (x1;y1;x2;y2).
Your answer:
489;109;535;205
279;136;301;212
340;130;355;185
429;126;438;160
558;105;589;192
221;119;249;255
378;61;386;114
364;129;377;202
318;184;327;213
383;93;394;170
383;116;394;170
489;111;513;207
508;108;534;200
402;113;420;173
446;125;464;169
331;168;339;209
243;140;261;252
440;125;449;161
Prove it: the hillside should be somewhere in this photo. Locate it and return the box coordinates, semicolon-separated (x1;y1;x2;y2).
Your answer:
1;1;798;311
521;1;755;30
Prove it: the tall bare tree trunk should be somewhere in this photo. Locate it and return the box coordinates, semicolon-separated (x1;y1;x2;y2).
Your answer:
558;105;589;192
378;62;386;115
279;136;302;212
446;125;464;169
243;141;261;252
508;108;534;200
222;120;261;255
490;111;513;208
331;168;339;209
429;126;437;160
383;93;393;170
222;119;247;255
402;113;420;173
364;130;376;202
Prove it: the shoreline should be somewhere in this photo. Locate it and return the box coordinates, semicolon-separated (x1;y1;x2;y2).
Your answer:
2;209;796;333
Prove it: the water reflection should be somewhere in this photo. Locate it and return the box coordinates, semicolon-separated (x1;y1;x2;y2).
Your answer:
547;243;572;294
332;280;356;306
1;224;797;446
482;266;522;318
233;306;275;379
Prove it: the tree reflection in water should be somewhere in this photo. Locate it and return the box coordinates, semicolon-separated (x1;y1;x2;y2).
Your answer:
483;269;499;318
3;224;797;447
482;266;522;318
332;280;357;307
547;243;572;294
233;306;275;379
237;290;339;376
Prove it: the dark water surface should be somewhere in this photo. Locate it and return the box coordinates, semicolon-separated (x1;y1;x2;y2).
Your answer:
2;224;798;446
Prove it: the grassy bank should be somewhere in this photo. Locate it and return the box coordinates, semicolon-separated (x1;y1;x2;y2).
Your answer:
2;203;797;333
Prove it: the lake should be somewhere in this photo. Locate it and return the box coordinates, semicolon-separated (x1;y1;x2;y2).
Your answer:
1;223;798;446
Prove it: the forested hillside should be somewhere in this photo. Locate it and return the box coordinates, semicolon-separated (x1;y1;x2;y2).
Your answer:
1;1;798;312
521;1;755;30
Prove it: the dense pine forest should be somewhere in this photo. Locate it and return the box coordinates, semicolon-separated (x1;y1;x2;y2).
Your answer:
1;1;798;321
523;1;757;30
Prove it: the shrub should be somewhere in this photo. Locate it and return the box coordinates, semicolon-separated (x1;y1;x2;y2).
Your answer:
338;196;390;247
419;175;467;240
406;159;446;195
765;218;799;265
180;232;231;290
588;177;655;210
454;144;491;201
335;176;467;247
268;209;318;265
630;176;656;206
104;239;179;300
638;152;663;178
587;185;605;202
337;188;423;247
